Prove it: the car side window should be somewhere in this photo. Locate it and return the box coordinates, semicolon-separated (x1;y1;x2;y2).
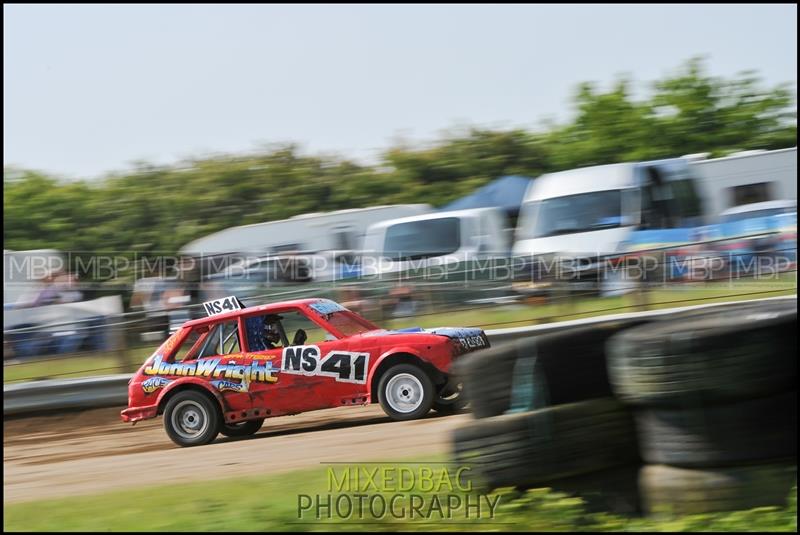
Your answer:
280;310;335;345
194;320;241;358
173;326;210;362
244;313;286;352
243;310;334;351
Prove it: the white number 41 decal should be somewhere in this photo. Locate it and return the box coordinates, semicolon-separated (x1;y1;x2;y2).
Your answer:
281;346;369;384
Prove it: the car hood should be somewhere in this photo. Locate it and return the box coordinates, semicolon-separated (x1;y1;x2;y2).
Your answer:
361;326;490;351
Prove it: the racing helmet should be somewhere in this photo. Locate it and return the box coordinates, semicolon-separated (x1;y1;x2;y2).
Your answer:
262;315;282;345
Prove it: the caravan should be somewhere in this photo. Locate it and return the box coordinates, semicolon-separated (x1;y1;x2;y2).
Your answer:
177;204;432;283
688;147;797;216
180;205;431;259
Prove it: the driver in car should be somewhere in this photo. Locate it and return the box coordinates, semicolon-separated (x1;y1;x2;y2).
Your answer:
262;315;283;350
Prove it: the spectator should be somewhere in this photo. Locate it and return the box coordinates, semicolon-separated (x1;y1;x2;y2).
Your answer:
12;269;83;309
54;271;83;303
28;269;61;307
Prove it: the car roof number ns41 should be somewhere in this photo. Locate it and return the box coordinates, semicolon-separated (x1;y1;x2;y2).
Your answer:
203;296;243;316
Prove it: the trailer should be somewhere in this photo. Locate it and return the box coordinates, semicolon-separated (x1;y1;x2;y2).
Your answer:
688;147;797;218
179;204;431;257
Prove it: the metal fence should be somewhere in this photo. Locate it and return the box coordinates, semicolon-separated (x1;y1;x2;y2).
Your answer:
4;294;795;417
4;234;796;383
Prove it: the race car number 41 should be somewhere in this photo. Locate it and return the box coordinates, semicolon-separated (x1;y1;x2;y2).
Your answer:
203;296;243;316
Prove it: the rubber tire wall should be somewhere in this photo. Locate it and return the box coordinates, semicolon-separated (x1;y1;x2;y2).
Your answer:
639;462;798;515
451;398;639;490
455;319;643;419
635;391;797;467
607;299;797;407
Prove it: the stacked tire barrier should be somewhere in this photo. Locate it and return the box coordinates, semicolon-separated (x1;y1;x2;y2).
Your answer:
607;299;798;515
451;320;645;513
451;298;798;516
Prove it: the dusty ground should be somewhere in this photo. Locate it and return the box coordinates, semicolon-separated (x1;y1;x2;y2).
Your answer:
3;405;470;504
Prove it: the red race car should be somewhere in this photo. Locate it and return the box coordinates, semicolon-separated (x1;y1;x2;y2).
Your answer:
121;297;489;447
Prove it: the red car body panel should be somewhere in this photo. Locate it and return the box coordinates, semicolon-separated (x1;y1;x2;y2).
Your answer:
121;298;489;425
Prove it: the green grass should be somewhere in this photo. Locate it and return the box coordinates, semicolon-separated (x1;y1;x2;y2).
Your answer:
384;275;797;331
3;460;796;532
4;274;796;383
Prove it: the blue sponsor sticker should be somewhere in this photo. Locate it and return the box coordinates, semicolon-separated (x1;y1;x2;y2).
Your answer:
308;300;345;316
211;379;248;393
142;376;172;394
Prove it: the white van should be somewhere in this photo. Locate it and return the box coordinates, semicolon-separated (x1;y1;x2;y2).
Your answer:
514;158;706;257
361;207;510;276
512;158;707;293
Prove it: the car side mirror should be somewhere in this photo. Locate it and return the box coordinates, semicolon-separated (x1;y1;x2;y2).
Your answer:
292;329;307;346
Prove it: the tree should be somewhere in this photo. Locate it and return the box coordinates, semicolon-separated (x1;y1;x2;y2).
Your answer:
4;58;796;258
649;56;796;156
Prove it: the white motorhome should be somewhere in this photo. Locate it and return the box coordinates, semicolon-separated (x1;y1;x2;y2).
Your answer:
361;207;510;276
688;147;797;217
180;205;432;258
513;158;706;259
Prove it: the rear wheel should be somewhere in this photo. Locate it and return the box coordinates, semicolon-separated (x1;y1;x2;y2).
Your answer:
378;364;434;421
220;418;265;438
163;391;221;447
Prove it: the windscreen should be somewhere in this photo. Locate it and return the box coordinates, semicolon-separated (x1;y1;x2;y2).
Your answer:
307;300;377;336
383;217;461;260
325;312;377;337
518;190;625;239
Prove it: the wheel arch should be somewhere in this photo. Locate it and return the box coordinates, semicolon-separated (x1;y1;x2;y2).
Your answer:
156;379;226;416
368;350;446;403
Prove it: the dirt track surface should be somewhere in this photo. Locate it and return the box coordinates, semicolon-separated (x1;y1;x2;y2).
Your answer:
4;405;470;504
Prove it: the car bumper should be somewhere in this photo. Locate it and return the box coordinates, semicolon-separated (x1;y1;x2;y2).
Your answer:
120;405;158;423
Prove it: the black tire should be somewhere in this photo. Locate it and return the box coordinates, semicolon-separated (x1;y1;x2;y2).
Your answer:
377;364;435;421
607;299;797;407
451;398;639;490
433;382;467;415
532;465;642;515
636;391;797;467
453;340;518;419
163;390;221;447
455;320;642;419
220;418;265;438
640;462;798;515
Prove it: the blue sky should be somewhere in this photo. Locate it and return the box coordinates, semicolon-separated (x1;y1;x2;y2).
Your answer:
3;4;797;178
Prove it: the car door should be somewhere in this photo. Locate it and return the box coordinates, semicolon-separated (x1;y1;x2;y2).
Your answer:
173;319;258;414
241;308;359;415
292;305;373;405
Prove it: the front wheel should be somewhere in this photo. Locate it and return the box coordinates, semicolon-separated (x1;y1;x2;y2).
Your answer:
220;418;265;438
378;364;434;421
433;383;467;415
163;391;221;447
